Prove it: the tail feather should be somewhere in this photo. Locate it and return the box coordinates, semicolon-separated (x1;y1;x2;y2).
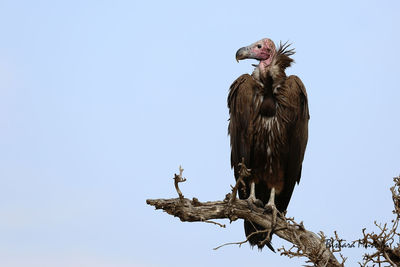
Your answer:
244;220;275;252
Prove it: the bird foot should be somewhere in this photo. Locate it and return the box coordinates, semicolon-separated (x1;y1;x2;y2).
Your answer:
246;196;264;210
264;203;276;213
264;203;278;229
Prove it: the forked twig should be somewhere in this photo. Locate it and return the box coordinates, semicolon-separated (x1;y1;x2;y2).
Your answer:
173;165;186;199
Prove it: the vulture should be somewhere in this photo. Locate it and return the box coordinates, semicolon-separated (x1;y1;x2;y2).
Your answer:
228;38;309;250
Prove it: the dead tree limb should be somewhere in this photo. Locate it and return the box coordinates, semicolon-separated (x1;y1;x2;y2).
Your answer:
356;176;400;266
146;167;342;267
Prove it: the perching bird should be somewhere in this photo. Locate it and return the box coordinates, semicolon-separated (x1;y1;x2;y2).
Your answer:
228;38;309;250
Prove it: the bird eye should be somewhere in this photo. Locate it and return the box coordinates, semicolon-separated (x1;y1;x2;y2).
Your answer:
257;44;262;49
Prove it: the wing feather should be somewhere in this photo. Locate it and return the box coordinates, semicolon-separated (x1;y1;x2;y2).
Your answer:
276;75;309;211
228;74;259;183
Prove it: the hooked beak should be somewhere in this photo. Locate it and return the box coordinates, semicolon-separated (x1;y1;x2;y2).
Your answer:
235;46;251;62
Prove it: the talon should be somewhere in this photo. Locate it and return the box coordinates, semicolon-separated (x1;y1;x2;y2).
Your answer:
246;196;263;209
264;203;278;230
264;187;279;230
253;198;264;207
264;203;276;212
245;181;264;208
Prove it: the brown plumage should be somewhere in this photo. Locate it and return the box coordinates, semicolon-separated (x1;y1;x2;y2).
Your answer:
228;39;309;250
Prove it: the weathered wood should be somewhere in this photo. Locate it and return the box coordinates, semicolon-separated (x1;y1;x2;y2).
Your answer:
146;196;342;267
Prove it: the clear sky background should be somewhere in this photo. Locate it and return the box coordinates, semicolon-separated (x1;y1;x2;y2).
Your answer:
0;1;399;266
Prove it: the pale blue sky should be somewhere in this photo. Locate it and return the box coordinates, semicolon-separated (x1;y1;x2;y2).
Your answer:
0;1;399;266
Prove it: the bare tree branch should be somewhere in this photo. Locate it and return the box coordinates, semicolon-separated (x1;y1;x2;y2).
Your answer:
357;176;400;267
173;165;186;199
147;166;342;267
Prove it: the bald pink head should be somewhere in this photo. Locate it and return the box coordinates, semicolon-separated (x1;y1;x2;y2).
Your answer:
235;38;276;66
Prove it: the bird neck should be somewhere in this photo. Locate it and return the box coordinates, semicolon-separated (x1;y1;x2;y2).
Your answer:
252;56;279;87
259;55;277;80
